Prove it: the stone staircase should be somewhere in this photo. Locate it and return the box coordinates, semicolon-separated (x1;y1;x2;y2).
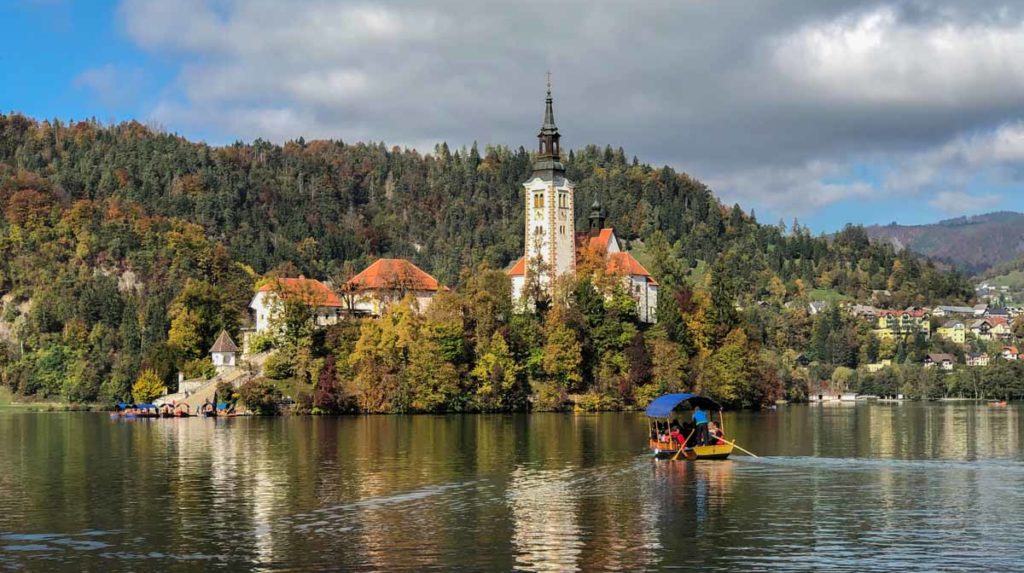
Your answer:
181;368;248;410
179;352;271;411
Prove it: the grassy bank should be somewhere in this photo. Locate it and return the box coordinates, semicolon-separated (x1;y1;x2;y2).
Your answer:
0;387;99;411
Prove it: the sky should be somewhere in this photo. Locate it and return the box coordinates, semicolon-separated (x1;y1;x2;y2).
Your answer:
3;0;1024;233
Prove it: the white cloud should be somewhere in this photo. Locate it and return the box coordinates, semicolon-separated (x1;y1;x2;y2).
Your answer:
73;64;144;107
707;161;874;216
107;0;1024;225
928;191;1004;215
771;6;1024;107
886;121;1024;194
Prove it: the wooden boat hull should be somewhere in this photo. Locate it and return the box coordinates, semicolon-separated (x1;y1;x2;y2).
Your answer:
650;440;734;460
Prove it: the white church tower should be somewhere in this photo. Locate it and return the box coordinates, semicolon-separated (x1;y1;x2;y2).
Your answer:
512;81;575;301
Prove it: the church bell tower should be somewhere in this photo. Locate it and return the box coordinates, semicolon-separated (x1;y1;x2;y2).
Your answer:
522;77;575;292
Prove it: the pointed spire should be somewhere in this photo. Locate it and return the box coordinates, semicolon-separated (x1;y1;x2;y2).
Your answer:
533;73;564;178
542;71;557;132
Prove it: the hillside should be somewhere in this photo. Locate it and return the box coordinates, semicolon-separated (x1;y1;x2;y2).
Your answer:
865;212;1024;276
0;114;974;406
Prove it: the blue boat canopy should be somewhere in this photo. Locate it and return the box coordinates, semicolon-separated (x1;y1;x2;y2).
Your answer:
645;393;722;418
136;404;157;409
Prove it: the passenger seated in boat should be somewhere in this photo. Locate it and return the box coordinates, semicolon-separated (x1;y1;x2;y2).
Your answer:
670;425;683;446
708;422;725;445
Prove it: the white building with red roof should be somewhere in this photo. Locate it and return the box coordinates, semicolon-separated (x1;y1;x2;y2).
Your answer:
509;202;659;323
343;258;442;316
507;86;658;322
249;276;343;333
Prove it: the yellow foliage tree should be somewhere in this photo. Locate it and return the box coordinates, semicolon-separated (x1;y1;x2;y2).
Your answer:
131;369;166;404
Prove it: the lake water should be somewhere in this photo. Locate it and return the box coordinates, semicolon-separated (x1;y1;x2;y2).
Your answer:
1;403;1024;571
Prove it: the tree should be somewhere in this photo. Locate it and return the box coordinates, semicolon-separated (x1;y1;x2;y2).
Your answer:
239;378;282;415
131;369;166;404
167;280;237;359
312;354;347;413
471;332;522;411
542;308;583;391
697;328;751;406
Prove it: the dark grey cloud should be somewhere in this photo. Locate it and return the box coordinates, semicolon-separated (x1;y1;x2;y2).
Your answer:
116;0;1024;218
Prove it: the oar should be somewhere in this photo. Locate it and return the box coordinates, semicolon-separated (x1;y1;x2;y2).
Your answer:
719;438;759;458
672;429;696;461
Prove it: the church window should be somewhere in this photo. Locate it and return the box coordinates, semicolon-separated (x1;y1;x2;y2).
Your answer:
533;193;544;209
558;193;567;208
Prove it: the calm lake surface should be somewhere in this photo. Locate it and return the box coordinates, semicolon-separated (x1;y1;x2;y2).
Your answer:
2;403;1024;571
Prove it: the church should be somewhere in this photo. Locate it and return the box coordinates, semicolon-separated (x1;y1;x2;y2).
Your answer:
508;85;659;323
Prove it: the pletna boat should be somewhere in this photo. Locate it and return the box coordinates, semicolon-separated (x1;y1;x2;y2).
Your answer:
646;393;734;460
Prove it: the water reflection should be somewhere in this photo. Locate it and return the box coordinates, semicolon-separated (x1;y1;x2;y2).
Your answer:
1;405;1024;570
508;466;581;571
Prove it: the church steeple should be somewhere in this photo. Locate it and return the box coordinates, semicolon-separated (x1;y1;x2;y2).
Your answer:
533;74;564;178
588;198;606;236
512;74;577;305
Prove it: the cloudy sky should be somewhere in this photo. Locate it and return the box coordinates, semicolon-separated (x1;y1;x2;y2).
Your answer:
4;0;1024;231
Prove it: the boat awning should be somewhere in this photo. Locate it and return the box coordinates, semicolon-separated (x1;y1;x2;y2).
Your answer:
645;393;722;418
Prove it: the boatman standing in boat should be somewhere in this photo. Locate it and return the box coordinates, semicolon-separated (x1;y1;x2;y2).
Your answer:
692;406;710;446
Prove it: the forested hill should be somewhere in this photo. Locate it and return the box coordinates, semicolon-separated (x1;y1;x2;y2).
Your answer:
0;114;973;403
866;212;1024;276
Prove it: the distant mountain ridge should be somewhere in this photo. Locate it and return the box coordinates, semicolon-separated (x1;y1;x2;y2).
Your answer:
865;211;1024;276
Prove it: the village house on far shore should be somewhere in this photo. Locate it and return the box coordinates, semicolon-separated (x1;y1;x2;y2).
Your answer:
342;258;442;317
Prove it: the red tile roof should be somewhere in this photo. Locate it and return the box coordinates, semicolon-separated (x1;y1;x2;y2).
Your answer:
258;277;343;307
507;229;656;285
608;252;658;285
345;259;440;292
507;257;526;276
589;228;615;252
